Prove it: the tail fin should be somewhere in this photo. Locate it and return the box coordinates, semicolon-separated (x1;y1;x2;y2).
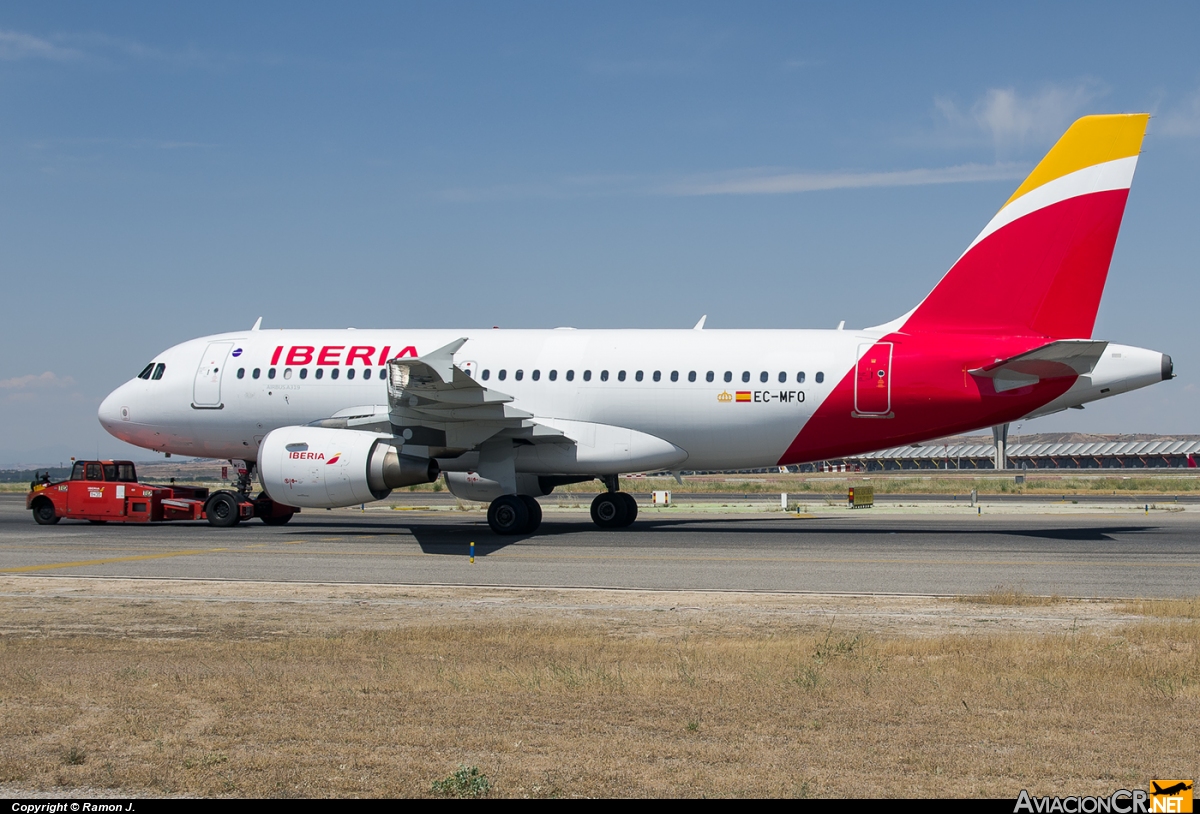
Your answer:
900;113;1149;339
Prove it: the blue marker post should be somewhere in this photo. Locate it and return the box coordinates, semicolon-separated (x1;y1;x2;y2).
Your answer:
470;541;475;564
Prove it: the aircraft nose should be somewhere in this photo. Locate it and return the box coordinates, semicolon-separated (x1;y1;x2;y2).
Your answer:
97;386;128;434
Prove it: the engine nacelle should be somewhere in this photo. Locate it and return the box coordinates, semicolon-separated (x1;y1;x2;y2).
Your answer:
259;426;438;508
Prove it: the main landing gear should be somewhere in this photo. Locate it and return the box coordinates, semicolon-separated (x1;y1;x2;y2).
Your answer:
590;492;637;528
590;474;637;529
486;494;543;535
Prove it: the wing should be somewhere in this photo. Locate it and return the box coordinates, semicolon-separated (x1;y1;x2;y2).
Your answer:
308;338;569;457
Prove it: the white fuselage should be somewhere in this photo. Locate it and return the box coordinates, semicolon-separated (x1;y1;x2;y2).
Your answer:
101;328;857;471
98;327;1168;474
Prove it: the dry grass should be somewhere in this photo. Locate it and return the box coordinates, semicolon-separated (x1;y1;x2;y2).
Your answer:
957;587;1064;607
0;583;1196;798
1117;597;1200;619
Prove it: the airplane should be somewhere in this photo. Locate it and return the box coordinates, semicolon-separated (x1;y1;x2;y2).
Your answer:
96;113;1174;534
1152;782;1193;797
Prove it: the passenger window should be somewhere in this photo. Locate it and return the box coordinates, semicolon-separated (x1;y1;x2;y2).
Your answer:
797;372;805;383
347;369;355;380
315;368;324;380
706;371;714;383
482;369;490;381
653;371;662;382
138;364;154;380
531;370;540;381
268;368;276;380
152;363;165;380
549;370;557;381
618;371;626;382
498;370;507;381
566;370;574;381
379;369;387;380
724;371;732;383
300;369;308;380
237;368;245;379
515;370;524;381
584;370;592;381
635;371;643;382
760;371;768;383
671;371;679;382
253;368;261;379
600;370;609;382
816;372;824;383
364;368;371;379
688;371;696;383
331;368;340;380
283;368;292;380
742;371;750;383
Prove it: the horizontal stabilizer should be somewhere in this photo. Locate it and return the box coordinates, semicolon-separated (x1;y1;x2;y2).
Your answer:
970;339;1108;393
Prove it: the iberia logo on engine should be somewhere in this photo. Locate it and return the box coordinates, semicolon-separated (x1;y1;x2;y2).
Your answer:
289;452;325;460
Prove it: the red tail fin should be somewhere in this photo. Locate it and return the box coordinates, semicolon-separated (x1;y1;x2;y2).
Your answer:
900;114;1149;339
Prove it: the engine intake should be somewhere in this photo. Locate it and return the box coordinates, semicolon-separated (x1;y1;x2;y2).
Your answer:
259;426;438;509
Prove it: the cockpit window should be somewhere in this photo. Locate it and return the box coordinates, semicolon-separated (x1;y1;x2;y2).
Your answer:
138;364;154;380
151;363;165;380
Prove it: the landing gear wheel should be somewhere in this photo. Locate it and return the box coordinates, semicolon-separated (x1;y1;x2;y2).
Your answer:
32;502;60;525
617;492;638;526
518;495;543;533
206;492;242;528
590;492;629;529
487;494;530;535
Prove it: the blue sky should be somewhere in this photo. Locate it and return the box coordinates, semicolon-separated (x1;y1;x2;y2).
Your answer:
2;2;1199;465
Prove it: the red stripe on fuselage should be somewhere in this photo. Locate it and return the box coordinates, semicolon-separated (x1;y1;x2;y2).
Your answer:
778;333;1077;465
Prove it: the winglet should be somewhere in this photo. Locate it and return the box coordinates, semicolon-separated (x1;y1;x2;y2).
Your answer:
251;317;263;331
693;315;707;330
402;337;468;384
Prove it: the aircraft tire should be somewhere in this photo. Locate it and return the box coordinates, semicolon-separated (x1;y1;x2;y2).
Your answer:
617;492;638;526
518;495;542;533
488;494;530;535
206;492;242;528
31;500;60;525
590;493;628;529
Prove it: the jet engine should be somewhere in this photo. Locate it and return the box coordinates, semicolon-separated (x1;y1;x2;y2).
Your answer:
259;426;438;508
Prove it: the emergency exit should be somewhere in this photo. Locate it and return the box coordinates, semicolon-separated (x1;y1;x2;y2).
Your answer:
854;342;893;417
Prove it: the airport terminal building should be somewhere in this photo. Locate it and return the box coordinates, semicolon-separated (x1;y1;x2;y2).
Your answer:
819;434;1200;471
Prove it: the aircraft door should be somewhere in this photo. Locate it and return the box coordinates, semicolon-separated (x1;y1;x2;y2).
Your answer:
854;342;893;417
193;342;233;407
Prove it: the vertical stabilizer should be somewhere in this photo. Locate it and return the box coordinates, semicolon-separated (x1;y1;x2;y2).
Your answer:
900;114;1149;339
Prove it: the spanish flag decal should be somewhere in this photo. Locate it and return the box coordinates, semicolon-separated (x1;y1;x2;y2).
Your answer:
735;391;751;402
